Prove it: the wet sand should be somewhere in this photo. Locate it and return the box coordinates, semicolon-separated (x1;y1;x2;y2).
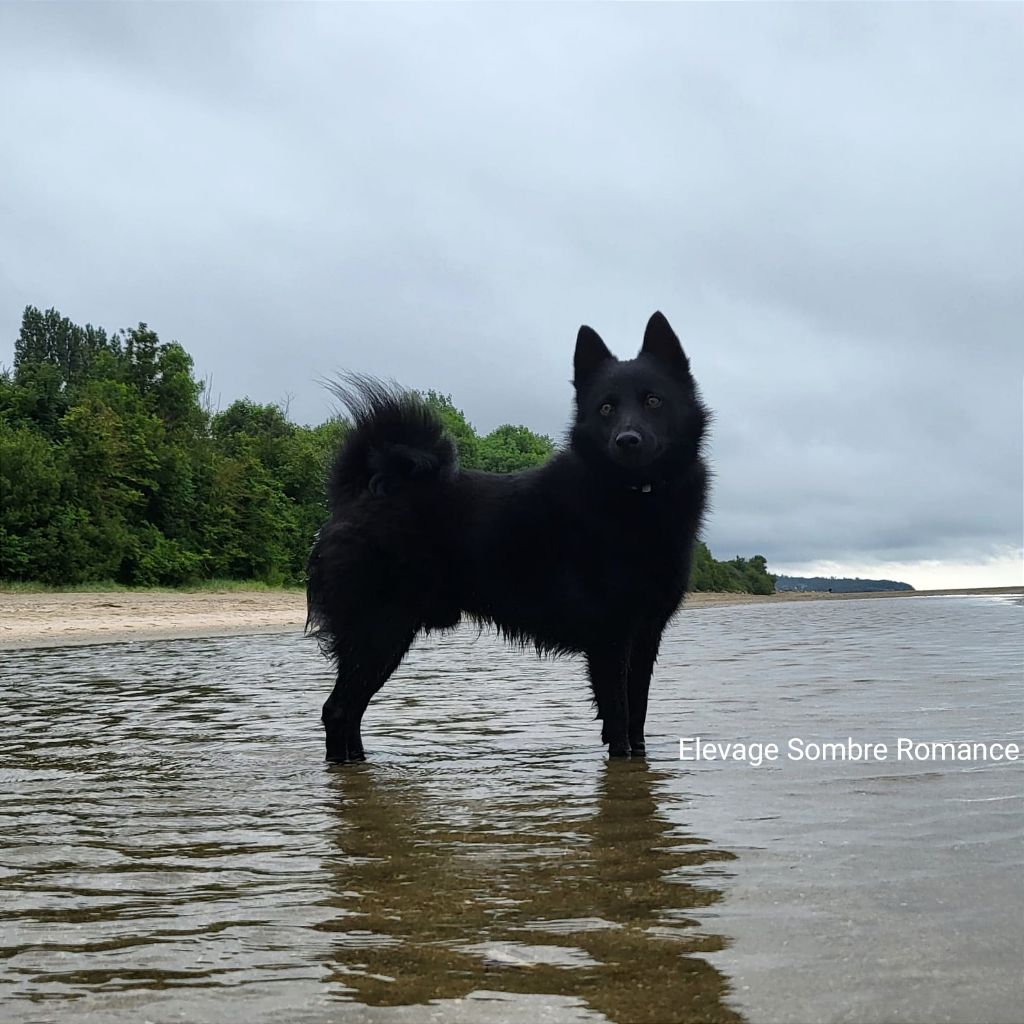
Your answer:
0;585;1018;651
0;588;309;650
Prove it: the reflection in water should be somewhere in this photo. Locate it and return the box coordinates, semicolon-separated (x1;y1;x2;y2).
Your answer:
320;761;740;1023
0;630;742;1024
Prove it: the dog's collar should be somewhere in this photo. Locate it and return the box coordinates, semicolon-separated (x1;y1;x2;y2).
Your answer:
627;475;674;494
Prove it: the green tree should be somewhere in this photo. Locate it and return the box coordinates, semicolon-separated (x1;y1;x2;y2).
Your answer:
724;555;775;595
689;542;776;595
421;391;480;469
477;424;554;473
0;422;65;579
198;438;295;584
14;305;112;390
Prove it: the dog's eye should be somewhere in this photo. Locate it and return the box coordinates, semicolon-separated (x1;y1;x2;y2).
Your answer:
599;402;614;417
645;394;662;408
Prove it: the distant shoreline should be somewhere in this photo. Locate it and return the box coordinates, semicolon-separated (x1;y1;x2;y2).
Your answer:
0;585;1019;652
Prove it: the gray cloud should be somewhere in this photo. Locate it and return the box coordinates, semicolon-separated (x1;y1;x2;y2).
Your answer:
1;3;1020;578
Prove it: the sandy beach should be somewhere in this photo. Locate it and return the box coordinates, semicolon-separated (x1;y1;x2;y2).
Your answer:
0;585;1018;651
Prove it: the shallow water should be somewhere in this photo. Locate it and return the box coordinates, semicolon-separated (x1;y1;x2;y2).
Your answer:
1;595;1021;1023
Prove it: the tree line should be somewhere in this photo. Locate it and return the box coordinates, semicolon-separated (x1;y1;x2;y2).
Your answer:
0;305;774;594
775;575;912;593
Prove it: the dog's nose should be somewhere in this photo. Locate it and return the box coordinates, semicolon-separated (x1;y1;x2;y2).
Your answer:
615;430;642;448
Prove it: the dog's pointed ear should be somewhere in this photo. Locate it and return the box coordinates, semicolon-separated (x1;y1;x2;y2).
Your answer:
640;311;689;374
574;325;614;386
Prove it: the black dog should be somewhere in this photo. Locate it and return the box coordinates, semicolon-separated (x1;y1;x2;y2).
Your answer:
307;312;709;762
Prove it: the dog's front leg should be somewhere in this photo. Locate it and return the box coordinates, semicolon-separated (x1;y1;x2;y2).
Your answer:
626;623;667;756
586;647;631;757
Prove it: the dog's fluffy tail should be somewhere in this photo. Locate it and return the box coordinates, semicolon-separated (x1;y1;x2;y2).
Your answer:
324;374;457;508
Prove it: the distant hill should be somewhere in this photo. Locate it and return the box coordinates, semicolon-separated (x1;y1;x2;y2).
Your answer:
775;576;914;593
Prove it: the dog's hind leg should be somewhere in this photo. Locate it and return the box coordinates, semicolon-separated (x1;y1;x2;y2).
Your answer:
586;647;631;757
322;610;419;763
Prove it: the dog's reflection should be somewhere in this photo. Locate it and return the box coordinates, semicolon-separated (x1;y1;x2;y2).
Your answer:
318;759;743;1024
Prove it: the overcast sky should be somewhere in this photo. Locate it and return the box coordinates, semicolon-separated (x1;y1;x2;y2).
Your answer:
1;4;1021;588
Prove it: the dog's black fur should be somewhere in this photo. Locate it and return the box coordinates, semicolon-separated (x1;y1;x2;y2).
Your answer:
306;312;709;762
